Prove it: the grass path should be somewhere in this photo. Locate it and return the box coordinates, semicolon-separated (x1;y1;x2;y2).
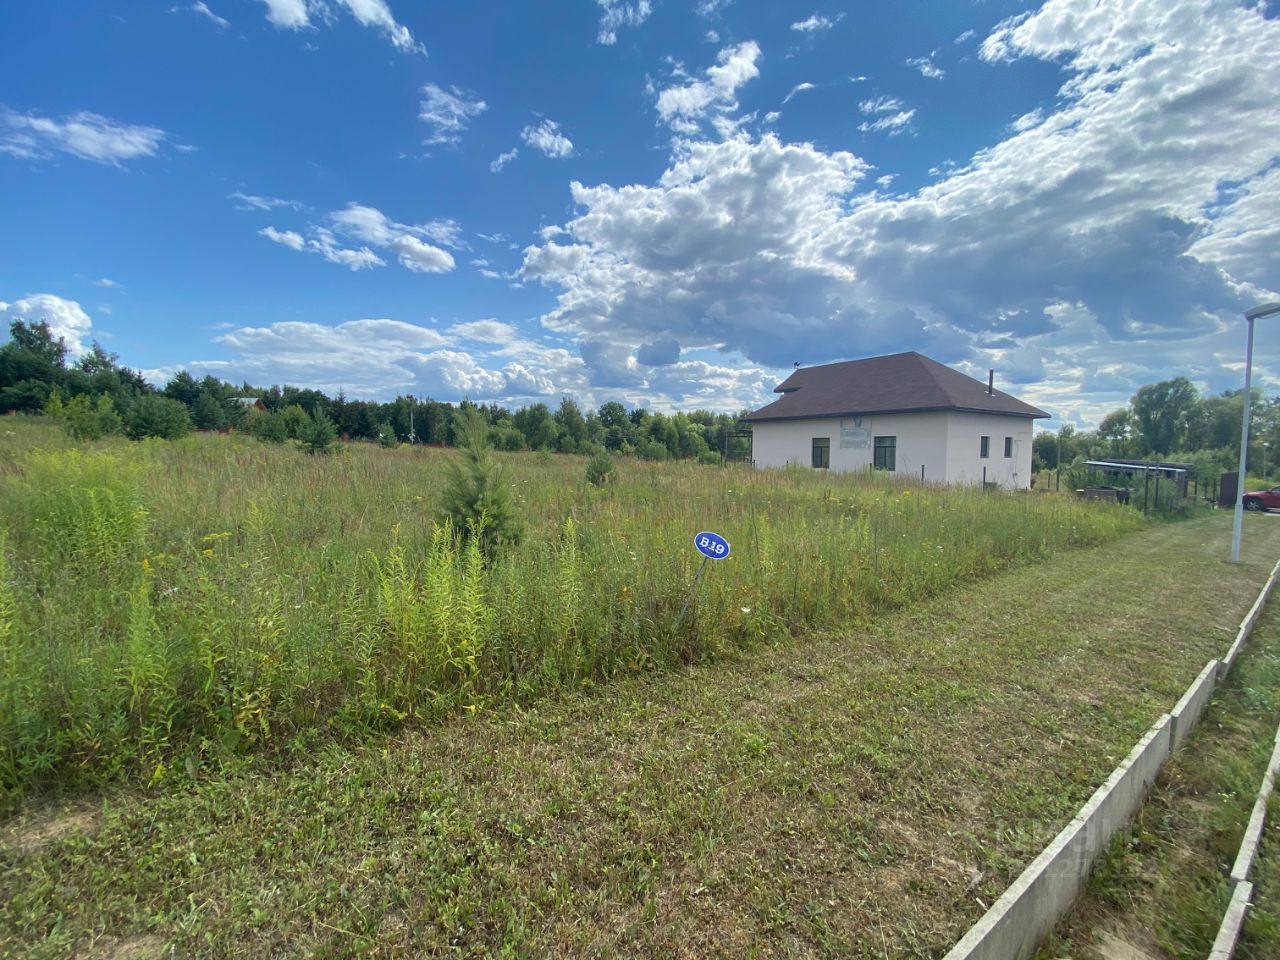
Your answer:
4;512;1280;959
1039;583;1280;958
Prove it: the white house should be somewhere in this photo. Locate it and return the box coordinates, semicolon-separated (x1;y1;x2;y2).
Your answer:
741;352;1048;489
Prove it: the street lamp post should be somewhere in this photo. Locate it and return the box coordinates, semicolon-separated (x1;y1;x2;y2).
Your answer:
407;394;415;444
1265;441;1271;484
1231;302;1280;563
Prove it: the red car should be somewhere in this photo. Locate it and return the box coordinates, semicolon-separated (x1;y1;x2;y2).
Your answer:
1242;486;1280;511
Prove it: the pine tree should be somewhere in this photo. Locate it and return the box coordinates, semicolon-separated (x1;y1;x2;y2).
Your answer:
439;408;522;555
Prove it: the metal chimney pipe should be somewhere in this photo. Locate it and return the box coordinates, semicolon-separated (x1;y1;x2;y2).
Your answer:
987;369;994;395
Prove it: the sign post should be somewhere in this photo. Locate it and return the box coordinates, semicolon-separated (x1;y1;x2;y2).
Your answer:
675;531;731;631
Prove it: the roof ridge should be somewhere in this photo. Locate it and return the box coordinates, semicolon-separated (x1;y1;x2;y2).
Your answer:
744;351;1048;422
910;351;947;390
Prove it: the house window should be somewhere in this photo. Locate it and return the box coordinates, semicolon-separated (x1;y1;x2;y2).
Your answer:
980;436;990;458
812;437;830;469
1004;436;1013;458
873;436;896;471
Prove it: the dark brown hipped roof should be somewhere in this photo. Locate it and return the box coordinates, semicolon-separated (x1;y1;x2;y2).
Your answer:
742;352;1049;423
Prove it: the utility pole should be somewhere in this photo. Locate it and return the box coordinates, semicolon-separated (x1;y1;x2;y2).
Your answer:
1056;415;1063;492
407;394;415;444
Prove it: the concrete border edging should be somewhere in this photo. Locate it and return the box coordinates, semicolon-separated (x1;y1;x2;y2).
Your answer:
942;716;1172;960
1221;557;1280;675
944;554;1280;960
1228;727;1280;887
1208;881;1253;960
1170;660;1220;751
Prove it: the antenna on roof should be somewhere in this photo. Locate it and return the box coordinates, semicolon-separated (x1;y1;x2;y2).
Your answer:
794;361;802;368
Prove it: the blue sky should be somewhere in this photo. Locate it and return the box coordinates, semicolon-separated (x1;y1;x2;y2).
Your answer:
2;0;1278;430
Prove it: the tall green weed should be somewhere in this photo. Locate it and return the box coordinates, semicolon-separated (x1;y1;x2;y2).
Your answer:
0;424;1145;802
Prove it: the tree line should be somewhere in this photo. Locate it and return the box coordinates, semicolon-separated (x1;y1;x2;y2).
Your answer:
0;319;751;461
1032;375;1280;482
7;319;1273;477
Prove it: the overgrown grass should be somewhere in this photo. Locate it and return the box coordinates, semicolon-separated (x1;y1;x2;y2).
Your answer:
1;505;1275;958
0;419;1142;803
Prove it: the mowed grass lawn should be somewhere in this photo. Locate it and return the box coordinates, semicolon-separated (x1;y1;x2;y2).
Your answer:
1038;596;1280;958
4;510;1280;958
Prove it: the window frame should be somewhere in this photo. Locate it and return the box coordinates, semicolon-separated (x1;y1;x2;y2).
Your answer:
811;436;830;469
873;435;896;471
1003;436;1013;458
979;435;990;459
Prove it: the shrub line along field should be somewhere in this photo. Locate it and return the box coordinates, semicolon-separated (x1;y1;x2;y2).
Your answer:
0;420;1138;804
3;488;1279;956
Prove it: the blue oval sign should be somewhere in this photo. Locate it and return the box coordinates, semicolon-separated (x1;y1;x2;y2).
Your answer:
694;531;731;560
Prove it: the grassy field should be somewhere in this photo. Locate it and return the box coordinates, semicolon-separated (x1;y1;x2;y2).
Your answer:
1039;598;1280;959
0;419;1140;803
2;506;1279;958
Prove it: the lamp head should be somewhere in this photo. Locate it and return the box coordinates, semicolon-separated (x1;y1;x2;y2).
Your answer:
1245;302;1280;321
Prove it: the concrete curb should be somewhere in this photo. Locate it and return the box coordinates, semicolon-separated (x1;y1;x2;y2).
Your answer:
942;717;1172;960
1228;727;1280;887
1170;660;1219;751
1209;722;1280;958
1221;557;1280;675
943;555;1280;960
1208;881;1253;960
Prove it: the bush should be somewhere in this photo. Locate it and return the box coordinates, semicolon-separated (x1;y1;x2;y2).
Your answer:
191;390;228;430
490;424;527;452
698;450;723;467
635;438;670;461
440;408;522;555
279;404;309;439
250;410;289;444
586;448;615;486
124;394;193;440
375;421;399;448
64;394;123;440
300;410;338;455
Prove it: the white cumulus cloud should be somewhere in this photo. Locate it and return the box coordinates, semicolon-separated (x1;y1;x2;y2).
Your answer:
520;119;574;158
906;54;944;79
516;0;1280;425
256;0;422;53
176;2;230;28
596;0;651;45
790;13;841;33
490;148;518;173
1;109;169;166
419;83;487;145
229;191;305;211
191;317;584;404
0;294;95;355
783;82;816;104
259;203;458;274
654;41;761;134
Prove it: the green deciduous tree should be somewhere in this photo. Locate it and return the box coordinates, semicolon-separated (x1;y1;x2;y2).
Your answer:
1131;377;1199;455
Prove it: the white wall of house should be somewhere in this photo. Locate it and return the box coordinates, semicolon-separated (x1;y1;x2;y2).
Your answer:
943;412;1035;489
749;410;1036;489
750;412;951;482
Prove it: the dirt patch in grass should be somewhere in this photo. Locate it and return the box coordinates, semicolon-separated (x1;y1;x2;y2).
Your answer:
3;513;1280;959
0;805;99;855
90;935;165;960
